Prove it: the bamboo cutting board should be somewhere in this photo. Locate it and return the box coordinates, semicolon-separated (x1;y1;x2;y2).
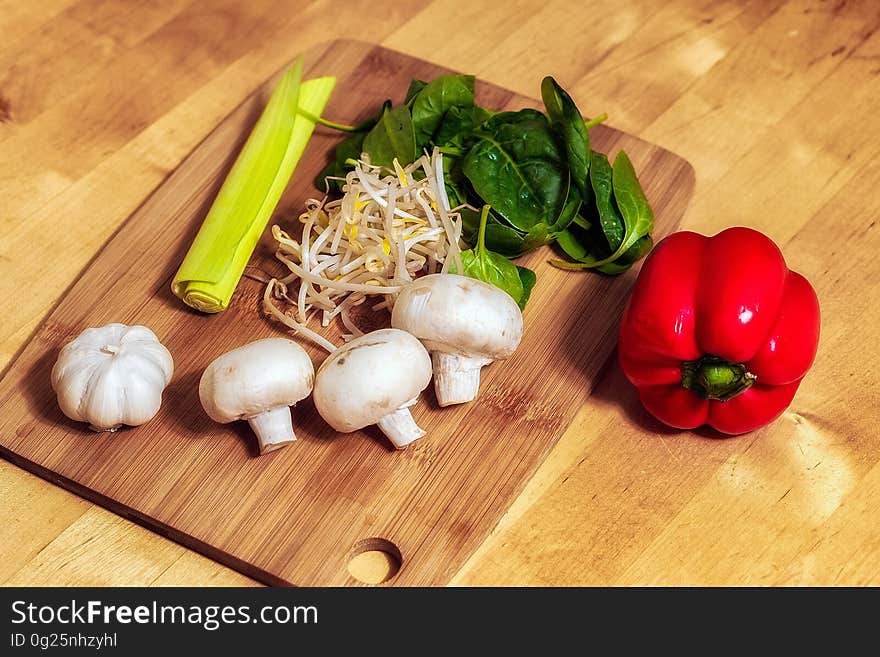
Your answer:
0;40;693;586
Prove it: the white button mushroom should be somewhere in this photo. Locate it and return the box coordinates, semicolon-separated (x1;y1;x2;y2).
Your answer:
51;323;174;431
391;273;523;406
313;328;432;449
199;338;314;455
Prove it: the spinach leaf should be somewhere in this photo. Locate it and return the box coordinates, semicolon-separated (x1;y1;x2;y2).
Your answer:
457;133;579;257
462;109;565;232
475;175;580;256
589;150;624;250
522;223;557;254
410;74;475;149
485;222;528;256
433;105;472;147
571;214;591;230
362;105;417;169
460;204;555;258
551;175;581;231
453;205;528;306
609;149;653;260
457;196;530;257
433;104;492;153
542;76;590;200
556;225;652;275
555;221;595;263
550;171;609;262
457;248;524;304
516;266;537;310
595;235;653;275
472;104;493;126
405;79;428;106
551;150;653;274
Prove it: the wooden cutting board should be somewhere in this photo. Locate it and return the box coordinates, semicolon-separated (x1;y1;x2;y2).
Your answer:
0;40;693;586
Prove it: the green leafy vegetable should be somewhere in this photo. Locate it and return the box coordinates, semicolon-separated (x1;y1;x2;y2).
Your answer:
571;214;591;230
550;175;582;232
433;104;492;153
552;150;654;274
404;79;428;105
557;230;653;275
453;205;529;307
555;222;594;263
460;206;530;257
460;171;581;257
589;150;624;250
542;76;590;201
594;235;653;275
611;149;654;259
362;104;416;169
516;266;537;310
410;74;476;148
463;109;565;232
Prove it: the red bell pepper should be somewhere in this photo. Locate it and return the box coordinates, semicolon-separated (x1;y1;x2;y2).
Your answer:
618;227;820;435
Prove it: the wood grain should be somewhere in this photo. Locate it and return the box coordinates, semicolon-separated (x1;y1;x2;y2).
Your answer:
2;0;879;587
0;41;692;586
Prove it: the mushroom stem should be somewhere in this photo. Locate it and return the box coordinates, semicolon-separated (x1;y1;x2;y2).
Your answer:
432;353;489;406
376;406;426;449
247;406;296;454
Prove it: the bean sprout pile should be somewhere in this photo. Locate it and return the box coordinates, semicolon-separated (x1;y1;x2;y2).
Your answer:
263;149;465;352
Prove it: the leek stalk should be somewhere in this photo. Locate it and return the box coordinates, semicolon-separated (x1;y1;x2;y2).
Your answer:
172;56;336;313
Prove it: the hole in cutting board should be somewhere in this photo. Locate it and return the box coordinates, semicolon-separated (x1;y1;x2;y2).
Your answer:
347;538;402;584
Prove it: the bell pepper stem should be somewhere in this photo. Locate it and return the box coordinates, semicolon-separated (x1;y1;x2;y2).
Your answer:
681;355;756;402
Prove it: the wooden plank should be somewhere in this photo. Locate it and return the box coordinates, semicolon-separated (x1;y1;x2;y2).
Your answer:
3;507;183;587
0;0;191;127
0;459;90;583
0;41;693;585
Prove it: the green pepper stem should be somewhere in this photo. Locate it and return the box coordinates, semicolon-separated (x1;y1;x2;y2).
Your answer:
681;355;756;402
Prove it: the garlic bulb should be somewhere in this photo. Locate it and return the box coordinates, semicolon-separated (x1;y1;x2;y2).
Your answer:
51;323;174;432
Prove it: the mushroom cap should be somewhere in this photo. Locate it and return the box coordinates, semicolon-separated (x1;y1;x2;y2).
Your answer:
199;338;314;424
313;328;431;433
391;273;524;360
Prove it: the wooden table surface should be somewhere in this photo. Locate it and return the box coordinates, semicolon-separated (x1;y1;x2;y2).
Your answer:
2;0;878;587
